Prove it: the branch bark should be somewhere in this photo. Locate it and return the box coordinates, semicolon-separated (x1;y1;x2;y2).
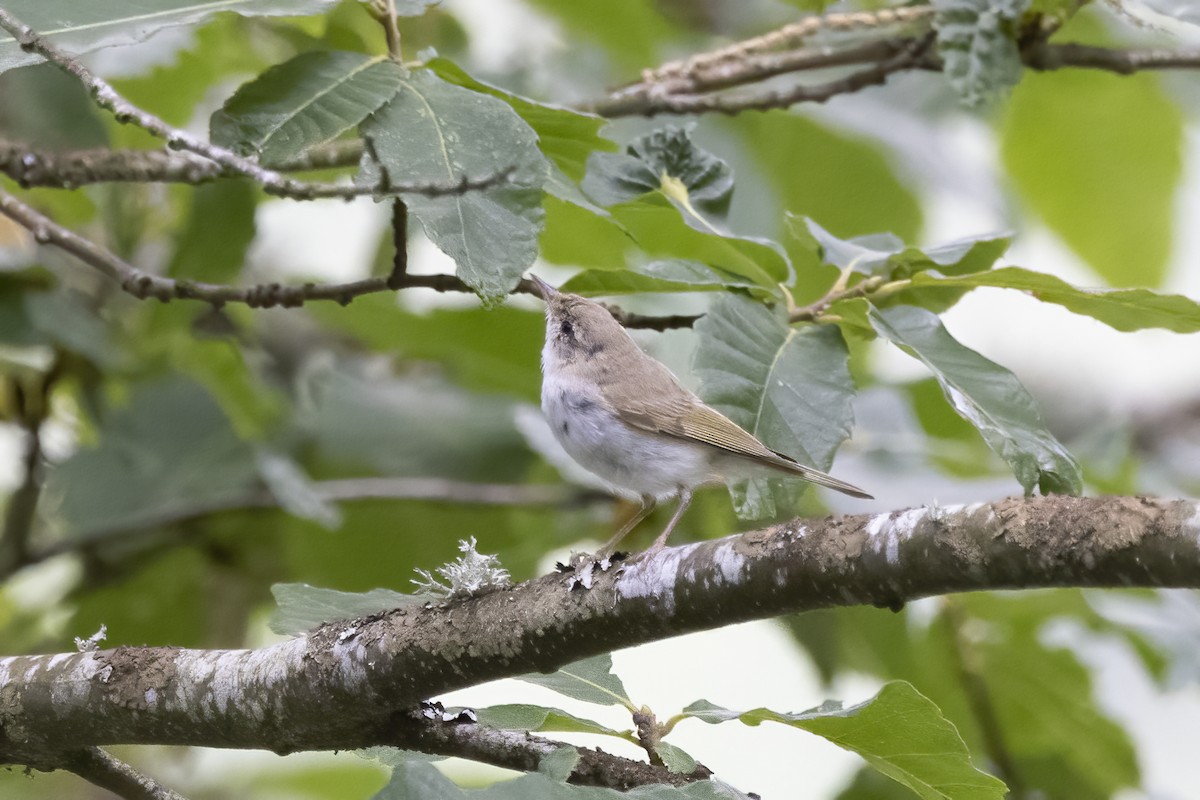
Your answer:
389;709;710;789
1;495;1195;760
57;748;188;800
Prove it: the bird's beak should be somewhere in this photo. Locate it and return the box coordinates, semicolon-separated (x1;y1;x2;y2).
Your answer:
528;274;559;300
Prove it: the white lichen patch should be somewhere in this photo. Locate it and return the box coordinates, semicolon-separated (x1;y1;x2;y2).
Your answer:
866;507;931;565
413;537;511;600
1185;503;1200;544
48;654;103;714
74;623;107;652
615;543;703;612
711;541;747;585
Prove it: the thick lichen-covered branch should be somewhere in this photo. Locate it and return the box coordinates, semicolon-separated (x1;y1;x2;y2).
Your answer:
1;495;1197;761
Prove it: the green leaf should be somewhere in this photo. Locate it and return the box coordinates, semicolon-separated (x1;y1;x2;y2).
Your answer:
562;260;758;296
869;305;1081;495
607;194;790;290
538;747;581;782
211;51;407;165
516;653;634;709
472;704;624;738
683;682;1007;800
308;295;545;400
359;69;550;303
654;741;697;775
933;0;1028;106
428;58;615;182
169;179;257;282
735;114;922;246
297;364;532;482
1001;68;1183;287
45;377;261;540
115;15;271;128
524;0;679;71
269;583;415;635
583;126;733;220
0;0;340;75
694;295;856;519
902;266;1200;333
539;195;633;270
801;218;1010;280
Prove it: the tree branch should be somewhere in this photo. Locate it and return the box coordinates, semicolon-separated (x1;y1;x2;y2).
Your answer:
57;748;188;800
0;140;365;189
0;9;506;202
0;186;695;327
389;709;710;789
589;35;935;117
14;478;608;577
0;495;1195;759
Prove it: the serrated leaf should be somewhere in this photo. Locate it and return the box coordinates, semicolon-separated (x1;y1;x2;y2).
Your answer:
902;266;1200;333
516;653;634;709
473;704;624;738
654;741;698;775
562;260;758;296
359;69;550;302
210;51;406;165
694;295;856;519
802;218;1010;280
538;747;581;782
269;583;415;635
1001;67;1183;288
608;194;789;289
428;57;615;182
869;305;1081;495
682;682;1007;800
0;0;339;75
583;126;733;219
933;0;1029;107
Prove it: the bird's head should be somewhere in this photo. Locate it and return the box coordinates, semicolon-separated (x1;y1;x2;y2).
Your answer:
529;274;625;365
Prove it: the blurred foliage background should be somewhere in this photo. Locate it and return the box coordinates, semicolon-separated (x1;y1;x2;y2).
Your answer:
1;0;1200;797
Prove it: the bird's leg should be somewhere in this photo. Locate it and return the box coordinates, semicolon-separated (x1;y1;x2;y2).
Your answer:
645;488;693;556
598;494;656;557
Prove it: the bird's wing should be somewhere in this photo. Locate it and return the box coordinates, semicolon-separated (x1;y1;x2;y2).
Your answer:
614;391;874;500
611;382;783;465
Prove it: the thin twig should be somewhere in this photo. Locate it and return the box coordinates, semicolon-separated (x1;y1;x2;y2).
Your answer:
374;0;403;61
0;187;697;327
387;200;409;289
17;478;609;575
388;708;711;790
591;34;935;117
644;5;934;82
0;140;365;189
0;9;503;201
1024;41;1200;74
60;747;188;800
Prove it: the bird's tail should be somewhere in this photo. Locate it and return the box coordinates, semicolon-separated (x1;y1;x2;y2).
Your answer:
766;451;874;499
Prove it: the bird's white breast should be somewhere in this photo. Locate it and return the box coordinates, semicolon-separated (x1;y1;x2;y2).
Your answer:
541;369;715;500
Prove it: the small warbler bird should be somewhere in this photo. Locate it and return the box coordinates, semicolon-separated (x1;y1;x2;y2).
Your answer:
531;275;871;556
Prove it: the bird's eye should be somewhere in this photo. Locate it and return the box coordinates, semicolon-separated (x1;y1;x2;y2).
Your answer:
559;319;574;339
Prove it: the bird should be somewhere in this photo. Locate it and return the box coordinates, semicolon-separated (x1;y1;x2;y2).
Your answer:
530;274;871;556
